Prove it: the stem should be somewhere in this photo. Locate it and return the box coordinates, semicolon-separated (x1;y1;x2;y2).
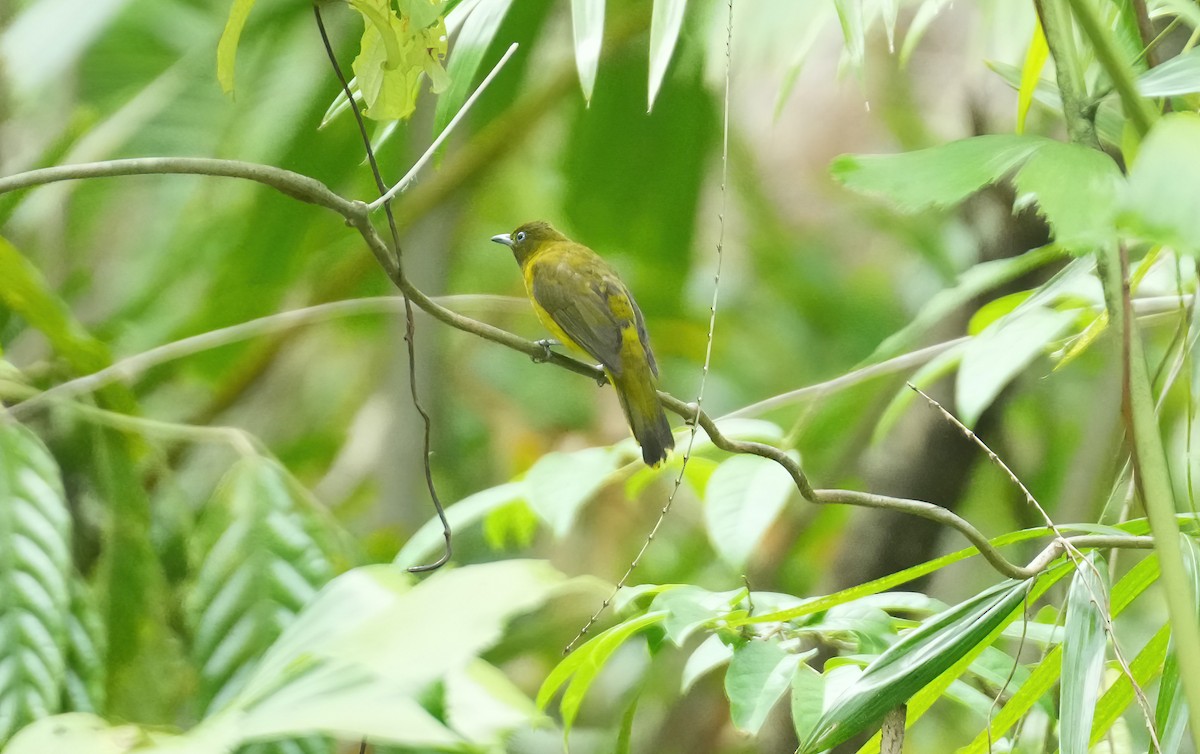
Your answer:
1097;246;1200;743
1035;0;1100;149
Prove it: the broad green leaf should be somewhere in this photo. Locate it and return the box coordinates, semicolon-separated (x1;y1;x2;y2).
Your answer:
216;0;258;94
395;482;524;568
0;423;72;743
481;498;539;551
1011;142;1121;252
1017;20;1048;134
1122;113;1200;252
652;586;744;646
725;640;799;734
1137;47;1200;97
703;453;797;571
956;306;1077;427
186;457;337;713
681;634;733;693
831;135;1048;214
524;448;617;536
790;663;825;744
798;579;1029;753
433;0;514;133
570;0;605;103
349;0;450;121
647;0;687;111
224;560;565;747
1060;553;1110;754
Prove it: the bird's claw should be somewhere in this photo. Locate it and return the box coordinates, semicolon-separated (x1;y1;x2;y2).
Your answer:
531;338;559;363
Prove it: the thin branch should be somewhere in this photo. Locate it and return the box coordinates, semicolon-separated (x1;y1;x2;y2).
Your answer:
0;157;361;217
369;43;520;212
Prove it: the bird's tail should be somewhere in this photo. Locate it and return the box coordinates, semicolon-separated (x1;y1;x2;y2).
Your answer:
611;365;675;467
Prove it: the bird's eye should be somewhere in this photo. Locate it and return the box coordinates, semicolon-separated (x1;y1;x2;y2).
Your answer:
515;231;527;242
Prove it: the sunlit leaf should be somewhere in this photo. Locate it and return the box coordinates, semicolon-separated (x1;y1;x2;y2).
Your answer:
647;0;687;111
790;662;825;744
1061;553;1110;754
395;482;524;569
2;712;146;754
704;453;797;571
349;0;450;121
444;659;543;744
216;0;258;94
570;0;605;103
725;640;799;734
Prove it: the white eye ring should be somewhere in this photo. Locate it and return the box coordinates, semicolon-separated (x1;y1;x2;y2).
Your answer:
516;231;526;242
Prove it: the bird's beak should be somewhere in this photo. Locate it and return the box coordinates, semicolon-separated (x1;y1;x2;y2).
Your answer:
491;233;513;247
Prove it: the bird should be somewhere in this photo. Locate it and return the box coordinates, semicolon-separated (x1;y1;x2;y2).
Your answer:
492;221;675;467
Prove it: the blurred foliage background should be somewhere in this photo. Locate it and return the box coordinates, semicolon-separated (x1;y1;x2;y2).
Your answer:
2;0;1197;751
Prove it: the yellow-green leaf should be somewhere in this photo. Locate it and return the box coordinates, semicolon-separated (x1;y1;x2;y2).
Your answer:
216;0;259;95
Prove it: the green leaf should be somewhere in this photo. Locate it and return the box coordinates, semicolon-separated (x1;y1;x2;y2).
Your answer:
1122;112;1200;252
725;640;800;734
349;0;450;121
681;634;733;693
798;579;1029;753
957;554;1160;753
216;0;258;94
537;611;667;735
433;0;514;133
1011;142;1121;252
524;448;617;536
61;579;106;714
570;0;605;103
224;560;566;747
790;662;825;744
1088;623;1168;747
395;482;524;568
1017;20;1048;134
186;457;337;713
0;423;72;743
703;453;797;571
1137;47;1200;97
1060;553;1110;754
956;306;1077;427
652;586;743;646
444;659;543;744
647;0;687;111
831;135;1048;213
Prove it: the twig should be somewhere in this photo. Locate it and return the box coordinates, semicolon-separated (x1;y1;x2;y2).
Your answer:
313;2;452;572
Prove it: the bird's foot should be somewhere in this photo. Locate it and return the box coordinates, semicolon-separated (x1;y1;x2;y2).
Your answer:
593;367;608;387
531;338;560;363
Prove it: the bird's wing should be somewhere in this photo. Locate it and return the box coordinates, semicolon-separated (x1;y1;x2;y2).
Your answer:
530;255;626;375
630;296;659;378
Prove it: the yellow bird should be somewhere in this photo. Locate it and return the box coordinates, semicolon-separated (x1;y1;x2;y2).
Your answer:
492;221;675;467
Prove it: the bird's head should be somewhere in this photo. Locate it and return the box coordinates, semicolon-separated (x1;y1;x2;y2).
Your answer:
491;221;568;266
